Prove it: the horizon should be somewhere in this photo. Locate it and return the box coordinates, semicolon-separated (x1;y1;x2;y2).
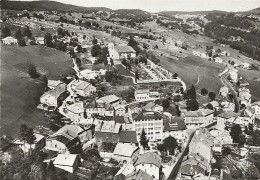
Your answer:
9;0;260;13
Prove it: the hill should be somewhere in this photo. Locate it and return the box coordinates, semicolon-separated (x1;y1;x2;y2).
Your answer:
158;10;228;16
2;0;111;12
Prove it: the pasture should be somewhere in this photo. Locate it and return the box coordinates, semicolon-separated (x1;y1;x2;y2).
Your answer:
0;45;73;136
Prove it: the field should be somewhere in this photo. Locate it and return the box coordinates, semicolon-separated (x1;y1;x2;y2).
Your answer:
0;45;73;137
159;55;225;93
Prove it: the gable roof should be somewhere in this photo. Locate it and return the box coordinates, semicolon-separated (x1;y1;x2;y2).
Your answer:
119;131;137;144
97;94;119;104
135;152;161;168
164;117;186;131
114;46;136;53
114;116;125;124
54;154;78;167
218;111;239;119
133;111;163;121
183;109;214;117
71;80;94;91
67;103;84;114
126;169;154;180
43;83;67;99
219;86;229;93
113;143;139;157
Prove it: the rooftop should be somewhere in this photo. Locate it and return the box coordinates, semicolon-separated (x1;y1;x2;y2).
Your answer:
97;94;120;104
114;46;136;53
183;109;214;117
164;117;187;131
135;89;149;94
119;131;138;144
53;154;78;166
43;83;67;99
135;152;161;168
126;169;154;180
67;102;84;114
113;143;139;157
133;111;163;121
218;111;239;119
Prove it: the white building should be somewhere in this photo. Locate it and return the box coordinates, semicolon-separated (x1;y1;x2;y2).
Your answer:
182;109;214;129
217;111;239;130
163;117;187;144
53;154;80;173
69;80;96;97
132;111;164;142
143;102;163;113
229;69;238;83
135;152;161;180
135;89;160;102
214;57;223;63
108;43;136;60
219;86;229;98
1;36;18;45
238;87;251;106
96;94;120;108
252;101;260;116
113;143;139;163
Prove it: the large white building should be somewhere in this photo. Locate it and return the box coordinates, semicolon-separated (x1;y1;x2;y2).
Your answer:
182;109;214;129
108;43;136;60
135;89;160;102
1;36;18;45
69;80;96;97
132;111;164;142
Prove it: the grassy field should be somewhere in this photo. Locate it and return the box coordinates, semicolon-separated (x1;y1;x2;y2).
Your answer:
159;55;225;93
0;45;73;137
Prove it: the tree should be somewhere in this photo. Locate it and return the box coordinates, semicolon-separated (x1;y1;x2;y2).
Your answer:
23;26;32;38
1;27;11;38
230;124;242;144
42;75;48;89
206;103;214;110
186;99;199;111
161;136;178;155
104;58;108;66
222;146;231;156
47;161;56;180
28;64;38;78
172;73;178;78
26;128;36;155
18;38;26;46
91;44;101;57
83;35;86;40
216;48;222;53
15;28;23;39
75;58;81;68
201;88;208;96
208;92;216;101
135;71;139;82
110;58;114;67
44;33;53;47
162;99;170;109
185;85;196;100
92;37;98;45
140;128;149;150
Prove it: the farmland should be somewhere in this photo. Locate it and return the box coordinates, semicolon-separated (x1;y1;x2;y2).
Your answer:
0;45;73;136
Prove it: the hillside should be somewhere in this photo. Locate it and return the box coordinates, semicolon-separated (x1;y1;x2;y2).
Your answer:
1;0;111;12
158;10;228;16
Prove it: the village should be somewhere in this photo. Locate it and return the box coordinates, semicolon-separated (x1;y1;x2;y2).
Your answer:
1;5;260;180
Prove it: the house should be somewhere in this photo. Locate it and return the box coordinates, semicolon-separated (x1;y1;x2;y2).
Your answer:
114;105;126;116
210;129;233;153
238;87;251;106
220;51;230;56
135;89;160;102
219;86;229;98
163;117;187;144
55;125;92;144
108;43;136;60
1;36;18;45
251;101;260;116
135;152;161;180
132;111;164;142
114;163;135;180
35;37;45;45
119;130;138;145
40;83;67;108
113;143;139;163
241;63;251;69
220;101;235;112
228;69;238;83
69;80;96;97
48;80;64;90
214;57;223;63
182;109;214;129
84;106;114;117
45;128;81;154
143;102;163;113
217;111;239;130
53;154;80;173
62;102;84;122
181;154;209;179
13;133;45;154
125;169;155;180
96;94;120;107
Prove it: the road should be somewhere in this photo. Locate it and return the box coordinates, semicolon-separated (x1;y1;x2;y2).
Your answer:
219;71;240;112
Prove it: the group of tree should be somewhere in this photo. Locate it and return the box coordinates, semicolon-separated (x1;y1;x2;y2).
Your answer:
104;70;123;83
184;85;199;111
140;128;149;150
157;136;178;155
128;37;141;55
230;124;246;146
20;124;36;155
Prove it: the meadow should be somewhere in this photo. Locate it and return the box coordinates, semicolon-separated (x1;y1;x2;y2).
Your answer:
0;45;73;136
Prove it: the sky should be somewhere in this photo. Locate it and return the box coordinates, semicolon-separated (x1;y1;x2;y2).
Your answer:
12;0;260;12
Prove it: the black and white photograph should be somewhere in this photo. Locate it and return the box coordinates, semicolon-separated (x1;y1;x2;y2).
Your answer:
1;0;260;179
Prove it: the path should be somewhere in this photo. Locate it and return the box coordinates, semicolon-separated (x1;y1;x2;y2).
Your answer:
195;62;206;85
